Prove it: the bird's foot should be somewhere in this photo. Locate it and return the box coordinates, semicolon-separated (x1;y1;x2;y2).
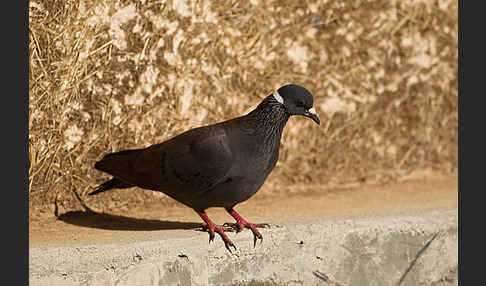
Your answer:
223;221;270;247
202;223;237;252
197;212;237;253
225;208;270;247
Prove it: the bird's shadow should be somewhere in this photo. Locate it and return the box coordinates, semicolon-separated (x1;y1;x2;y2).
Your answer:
57;211;202;231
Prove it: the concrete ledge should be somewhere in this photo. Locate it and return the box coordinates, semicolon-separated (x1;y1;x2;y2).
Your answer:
30;210;457;286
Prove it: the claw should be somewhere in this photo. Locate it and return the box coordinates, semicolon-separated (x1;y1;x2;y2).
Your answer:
201;224;215;243
252;229;263;247
224;241;237;253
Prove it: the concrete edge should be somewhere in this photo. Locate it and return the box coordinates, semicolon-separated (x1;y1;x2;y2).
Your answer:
30;209;458;286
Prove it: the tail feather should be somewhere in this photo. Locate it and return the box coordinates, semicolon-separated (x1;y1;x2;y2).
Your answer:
89;178;134;196
94;149;141;172
92;149;141;195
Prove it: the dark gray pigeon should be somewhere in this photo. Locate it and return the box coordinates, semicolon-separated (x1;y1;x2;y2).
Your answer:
90;84;320;251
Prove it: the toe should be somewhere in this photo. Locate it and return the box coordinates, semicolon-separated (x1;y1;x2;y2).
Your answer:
254;223;270;228
223;222;243;232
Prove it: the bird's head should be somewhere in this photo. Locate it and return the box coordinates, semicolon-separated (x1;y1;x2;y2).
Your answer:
273;84;320;125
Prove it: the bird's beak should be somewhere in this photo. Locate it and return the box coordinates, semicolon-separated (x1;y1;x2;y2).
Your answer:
304;107;320;125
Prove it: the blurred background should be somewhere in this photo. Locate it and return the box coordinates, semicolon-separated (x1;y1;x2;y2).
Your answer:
29;0;457;218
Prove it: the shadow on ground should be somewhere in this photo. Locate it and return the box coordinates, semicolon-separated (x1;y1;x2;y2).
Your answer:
57;211;202;231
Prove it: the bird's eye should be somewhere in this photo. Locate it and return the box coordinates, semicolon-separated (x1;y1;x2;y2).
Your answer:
296;100;305;108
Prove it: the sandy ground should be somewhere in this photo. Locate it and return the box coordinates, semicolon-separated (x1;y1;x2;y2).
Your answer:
29;171;457;247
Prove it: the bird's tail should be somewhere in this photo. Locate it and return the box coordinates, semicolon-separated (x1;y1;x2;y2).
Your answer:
94;149;140;173
89;178;134;196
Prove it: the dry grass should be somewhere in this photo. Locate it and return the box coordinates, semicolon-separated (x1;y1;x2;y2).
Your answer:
29;0;458;217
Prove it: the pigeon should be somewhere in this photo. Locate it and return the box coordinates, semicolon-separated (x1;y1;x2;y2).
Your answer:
90;84;320;251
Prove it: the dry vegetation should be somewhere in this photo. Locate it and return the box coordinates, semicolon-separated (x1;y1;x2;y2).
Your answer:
29;0;458;217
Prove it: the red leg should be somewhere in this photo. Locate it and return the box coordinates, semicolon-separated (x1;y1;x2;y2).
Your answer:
197;211;237;252
224;208;270;247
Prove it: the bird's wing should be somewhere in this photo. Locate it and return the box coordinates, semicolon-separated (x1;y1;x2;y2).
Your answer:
133;126;236;193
